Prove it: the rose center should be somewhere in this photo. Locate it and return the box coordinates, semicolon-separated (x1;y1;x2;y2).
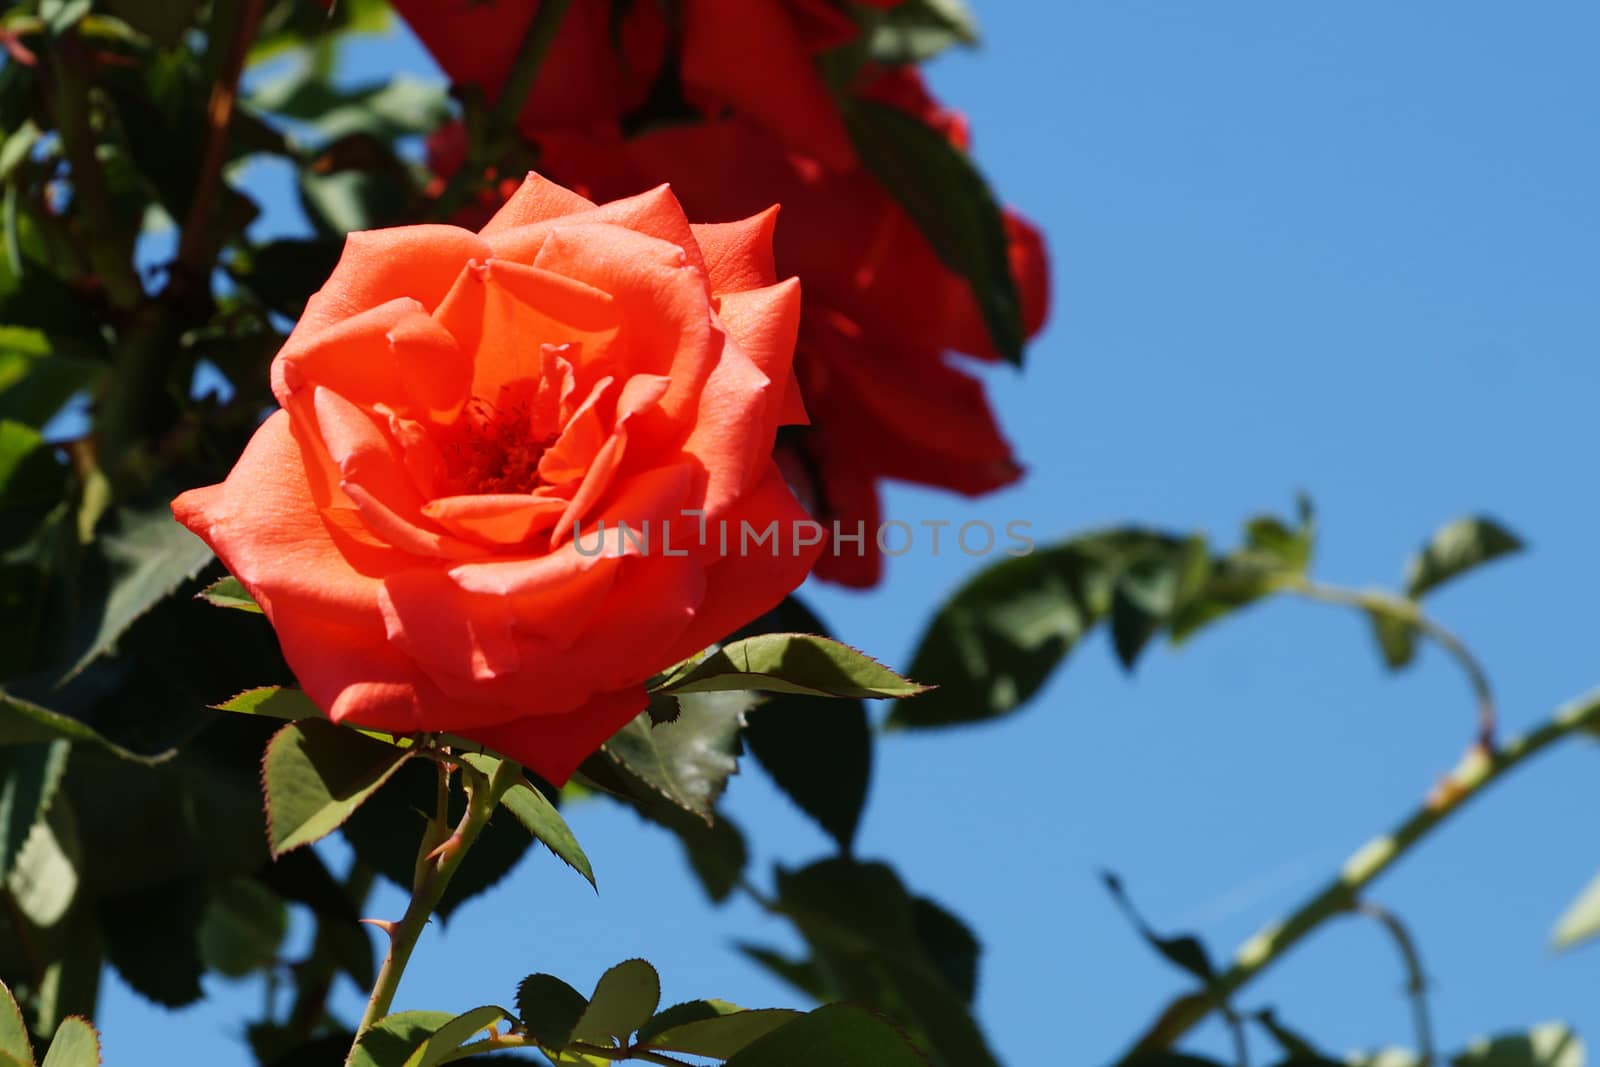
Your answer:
451;397;559;495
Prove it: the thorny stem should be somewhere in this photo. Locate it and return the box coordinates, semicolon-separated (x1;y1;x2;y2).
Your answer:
1352;901;1435;1067
346;756;521;1062
1282;577;1498;750
1115;687;1600;1063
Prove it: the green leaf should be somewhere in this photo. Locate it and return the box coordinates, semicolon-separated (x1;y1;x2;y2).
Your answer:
735;945;832;1003
0;982;27;1065
775;859;997;1066
911;898;980;1004
213;687;319;722
1367;609;1418;670
678;811;747;903
733;597;872;853
468;756;594;889
0;742;68;880
1404;516;1524;599
0;329;101;429
890;531;1163;728
197;877;288;978
0;690;169;764
67;507;215;678
402;1006;509;1067
725;1004;931;1066
868;0;979;63
350;1011;454;1067
1453;1024;1585;1067
1552;871;1600;951
6;800;79;931
262;719;413;857
99;878;207;1007
1102;871;1217;983
197;576;261;613
596;691;756;821
655;634;925;699
572;959;660;1046
844;97;1024;364
639;1001;802;1058
38;1017;98;1067
516;974;589;1051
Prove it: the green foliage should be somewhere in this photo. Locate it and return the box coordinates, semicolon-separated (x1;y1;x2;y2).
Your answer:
845;98;1024;365
1454;1024;1585;1067
197;576;261;614
724;1003;932;1066
767;858;997;1067
1552;871;1600;951
1404;516;1525;599
262;719;413;856
653;633;925;699
571;959;660;1046
462;753;596;890
588;691;755;821
866;0;980;64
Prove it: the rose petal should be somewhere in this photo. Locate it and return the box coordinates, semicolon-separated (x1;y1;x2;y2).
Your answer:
455;686;649;786
693;207;781;294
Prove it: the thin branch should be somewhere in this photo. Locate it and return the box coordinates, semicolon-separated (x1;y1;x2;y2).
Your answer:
1352;901;1435;1066
174;0;265;282
1284;577;1497;749
1115;687;1600;1062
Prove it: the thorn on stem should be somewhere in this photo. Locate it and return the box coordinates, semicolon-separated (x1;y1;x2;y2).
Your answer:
359;918;399;938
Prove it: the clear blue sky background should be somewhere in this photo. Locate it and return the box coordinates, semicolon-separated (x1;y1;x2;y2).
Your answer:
98;3;1600;1062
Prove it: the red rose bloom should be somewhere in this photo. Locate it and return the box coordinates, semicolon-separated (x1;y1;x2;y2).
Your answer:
393;0;905;170
534;69;1050;586
173;175;819;783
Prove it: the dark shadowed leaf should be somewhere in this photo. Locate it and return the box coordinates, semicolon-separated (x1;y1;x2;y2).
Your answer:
0;741;67;880
1102;872;1216;982
1404;516;1524;599
844;98;1023;364
743;696;870;854
197;876;288;978
735;945;832;1003
67;507;214;677
516;974;588;1051
725;1004;930;1066
262;720;412;856
1367;610;1417;670
775;859;997;1066
597;691;756;821
1452;1024;1584;1067
99;878;207;1007
0;690;173;765
639;1001;803;1059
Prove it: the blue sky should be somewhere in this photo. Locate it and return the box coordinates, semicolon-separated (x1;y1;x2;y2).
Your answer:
97;2;1600;1062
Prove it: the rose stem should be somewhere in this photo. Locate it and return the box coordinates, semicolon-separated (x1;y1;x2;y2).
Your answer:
1115;687;1600;1062
347;755;521;1058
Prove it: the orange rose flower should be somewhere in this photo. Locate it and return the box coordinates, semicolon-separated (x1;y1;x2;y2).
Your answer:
173;175;819;783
